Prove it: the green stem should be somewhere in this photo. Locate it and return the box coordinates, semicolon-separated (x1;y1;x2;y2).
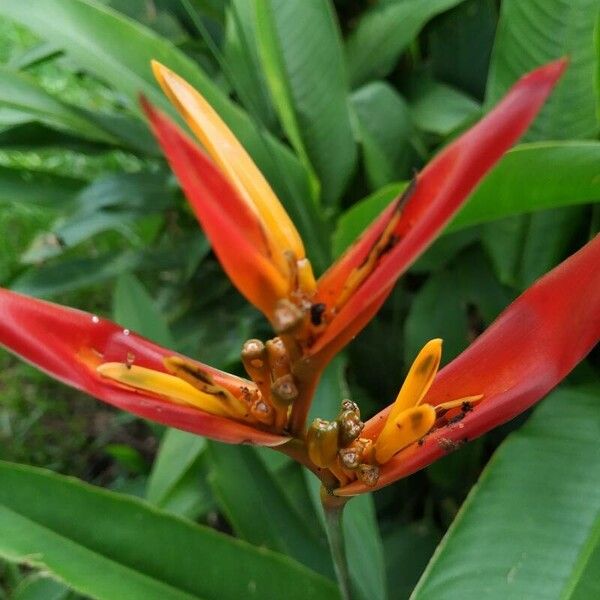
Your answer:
321;489;352;600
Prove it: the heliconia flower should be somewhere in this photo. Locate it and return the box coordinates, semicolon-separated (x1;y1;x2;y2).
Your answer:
333;233;600;494
0;57;584;485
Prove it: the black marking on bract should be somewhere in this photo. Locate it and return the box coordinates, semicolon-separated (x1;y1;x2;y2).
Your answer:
178;362;214;385
394;175;418;214
448;413;465;425
376;233;400;259
461;401;473;413
310;302;326;326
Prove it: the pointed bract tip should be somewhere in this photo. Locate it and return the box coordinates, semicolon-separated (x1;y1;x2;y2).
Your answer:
523;57;568;88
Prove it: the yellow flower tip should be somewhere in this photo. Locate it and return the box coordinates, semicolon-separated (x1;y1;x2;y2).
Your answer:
374;404;437;464
387;338;443;425
150;59;166;82
97;362;234;417
296;258;317;296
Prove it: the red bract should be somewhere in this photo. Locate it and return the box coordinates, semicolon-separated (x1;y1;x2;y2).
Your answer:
0;289;287;446
338;234;600;495
311;59;568;363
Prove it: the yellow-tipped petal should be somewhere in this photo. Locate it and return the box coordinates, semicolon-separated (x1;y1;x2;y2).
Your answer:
374;404;436;464
390;339;443;420
151;61;305;273
374;340;442;457
97;363;235;417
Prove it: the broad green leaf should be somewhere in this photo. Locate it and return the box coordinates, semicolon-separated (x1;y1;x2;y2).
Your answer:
383;522;440;600
0;122;108;153
75;171;174;214
485;1;598;287
207;443;333;579
0;66;155;154
11;574;72;600
256;0;357;204
482;206;587;289
412;387;600;599
428;0;497;100
351;82;416;187
7;41;62;70
0;461;338;600
486;0;599;140
0;165;84;208
344;495;389;600
407;79;481;136
449;142;600;231
0;66;116;144
113;273;175;347
345;0;466;88
223;0;276;129
154;458;214;521
10;237;203;297
0;0;330;270
146;429;206;506
21;211;138;264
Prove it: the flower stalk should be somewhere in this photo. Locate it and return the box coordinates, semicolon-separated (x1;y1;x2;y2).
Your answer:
321;489;352;600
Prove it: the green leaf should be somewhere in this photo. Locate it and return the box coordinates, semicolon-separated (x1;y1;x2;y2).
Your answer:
344;495;388;600
486;0;599;140
7;41;62;70
256;0;357;204
407;79;481;136
0;66;116;144
351;82;416;187
112;273;175;347
449;142;600;231
482;207;587;289
11;238;202;297
207;444;333;579
21;212;138;264
0;0;330;271
223;0;276;129
146;429;206;507
0;461;338;600
0;165;84;208
12;574;72;600
0;66;156;154
345;0;466;88
428;0;497;100
412;387;600;599
383;522;440;600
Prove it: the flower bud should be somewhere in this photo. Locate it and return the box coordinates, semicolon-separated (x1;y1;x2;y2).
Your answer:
338;409;364;447
271;374;298;406
357;464;380;487
307;418;340;468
